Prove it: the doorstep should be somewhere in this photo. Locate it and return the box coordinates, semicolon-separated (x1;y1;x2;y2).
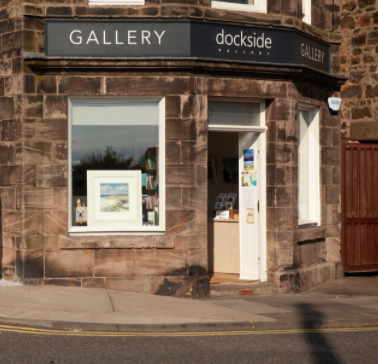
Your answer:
210;282;277;297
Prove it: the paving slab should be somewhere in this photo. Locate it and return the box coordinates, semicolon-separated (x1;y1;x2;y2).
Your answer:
0;276;378;331
0;286;113;312
206;298;291;314
0;285;273;326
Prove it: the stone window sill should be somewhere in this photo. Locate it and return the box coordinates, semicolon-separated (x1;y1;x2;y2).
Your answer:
298;226;326;243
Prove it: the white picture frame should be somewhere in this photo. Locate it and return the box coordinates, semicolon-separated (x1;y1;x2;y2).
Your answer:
87;170;142;227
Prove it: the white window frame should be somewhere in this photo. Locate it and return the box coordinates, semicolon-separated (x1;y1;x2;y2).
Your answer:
68;96;165;235
88;0;144;5
302;0;311;25
211;0;266;13
298;104;320;226
208;98;267;133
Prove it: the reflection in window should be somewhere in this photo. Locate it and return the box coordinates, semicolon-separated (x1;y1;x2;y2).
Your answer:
298;107;320;226
71;100;160;229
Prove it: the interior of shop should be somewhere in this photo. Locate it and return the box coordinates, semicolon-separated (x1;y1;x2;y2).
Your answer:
207;131;241;282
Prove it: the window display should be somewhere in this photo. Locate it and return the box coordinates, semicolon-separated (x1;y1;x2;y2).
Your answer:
69;99;164;232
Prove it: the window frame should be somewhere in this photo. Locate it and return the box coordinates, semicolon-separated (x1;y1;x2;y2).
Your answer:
302;0;312;25
68;96;166;235
208;98;267;132
211;0;266;14
298;104;320;226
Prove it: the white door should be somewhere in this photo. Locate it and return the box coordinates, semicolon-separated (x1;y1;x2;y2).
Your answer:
239;132;261;280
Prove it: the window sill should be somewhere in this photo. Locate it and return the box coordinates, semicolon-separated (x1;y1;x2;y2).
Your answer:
88;1;145;5
297;226;326;243
59;233;172;250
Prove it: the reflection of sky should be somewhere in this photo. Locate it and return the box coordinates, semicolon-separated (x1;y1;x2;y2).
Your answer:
100;183;129;196
72;126;158;164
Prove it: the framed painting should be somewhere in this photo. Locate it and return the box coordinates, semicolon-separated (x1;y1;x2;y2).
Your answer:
87;170;142;227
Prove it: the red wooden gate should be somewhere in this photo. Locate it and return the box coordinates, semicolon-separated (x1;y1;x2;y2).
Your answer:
342;143;378;272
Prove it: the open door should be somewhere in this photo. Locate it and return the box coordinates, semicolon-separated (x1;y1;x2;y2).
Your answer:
239;132;261;280
207;100;267;282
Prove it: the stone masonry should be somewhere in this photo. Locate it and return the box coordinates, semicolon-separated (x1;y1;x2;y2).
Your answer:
340;0;378;138
0;0;344;296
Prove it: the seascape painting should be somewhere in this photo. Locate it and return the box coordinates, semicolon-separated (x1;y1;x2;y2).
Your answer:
100;183;129;212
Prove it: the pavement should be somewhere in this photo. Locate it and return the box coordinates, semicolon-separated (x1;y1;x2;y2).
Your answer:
1;276;378;332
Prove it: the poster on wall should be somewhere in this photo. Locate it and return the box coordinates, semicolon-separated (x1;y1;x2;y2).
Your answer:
243;149;254;171
87;170;142;227
246;208;254;224
244;188;255;208
242;171;257;187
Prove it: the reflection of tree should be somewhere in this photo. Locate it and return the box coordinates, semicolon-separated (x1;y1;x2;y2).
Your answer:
73;146;137;196
78;145;136;170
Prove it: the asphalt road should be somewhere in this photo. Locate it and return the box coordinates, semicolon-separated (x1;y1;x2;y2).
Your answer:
1;325;378;364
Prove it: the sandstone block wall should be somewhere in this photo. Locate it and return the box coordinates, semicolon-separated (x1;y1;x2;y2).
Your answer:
340;0;378;138
0;0;343;296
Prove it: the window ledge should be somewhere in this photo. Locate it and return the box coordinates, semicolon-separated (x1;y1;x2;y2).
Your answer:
58;234;173;249
298;226;326;243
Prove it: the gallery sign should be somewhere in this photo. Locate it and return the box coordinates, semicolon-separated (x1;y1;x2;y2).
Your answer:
45;20;330;73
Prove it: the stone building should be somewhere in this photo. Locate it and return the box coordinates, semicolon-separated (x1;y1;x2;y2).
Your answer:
339;0;378;273
0;0;345;297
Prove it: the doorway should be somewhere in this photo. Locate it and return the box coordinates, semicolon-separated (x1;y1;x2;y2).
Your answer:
207;129;265;281
207;99;267;282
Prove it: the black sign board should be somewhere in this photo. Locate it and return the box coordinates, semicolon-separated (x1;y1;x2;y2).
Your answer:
45;20;330;73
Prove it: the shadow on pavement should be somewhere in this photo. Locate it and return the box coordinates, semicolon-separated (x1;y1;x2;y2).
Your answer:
297;303;341;364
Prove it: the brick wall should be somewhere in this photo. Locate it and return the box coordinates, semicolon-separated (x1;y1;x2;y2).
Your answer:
340;0;378;138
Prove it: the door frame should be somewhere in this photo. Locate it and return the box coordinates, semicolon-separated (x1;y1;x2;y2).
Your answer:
208;99;267;282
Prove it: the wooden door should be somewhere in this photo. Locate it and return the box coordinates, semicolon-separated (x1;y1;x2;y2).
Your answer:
342;143;378;272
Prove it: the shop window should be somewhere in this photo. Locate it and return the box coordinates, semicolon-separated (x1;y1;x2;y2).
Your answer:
69;98;165;233
211;0;266;14
88;0;144;5
298;106;320;226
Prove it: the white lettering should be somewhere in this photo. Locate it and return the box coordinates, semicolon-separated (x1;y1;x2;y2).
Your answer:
86;30;99;45
103;31;111;45
234;35;240;46
256;34;264;48
241;31;247;47
216;29;224;45
215;29;272;49
301;43;325;63
115;31;124;45
154;30;165;45
225;34;233;46
70;30;82;45
142;30;151;45
128;30;137;45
